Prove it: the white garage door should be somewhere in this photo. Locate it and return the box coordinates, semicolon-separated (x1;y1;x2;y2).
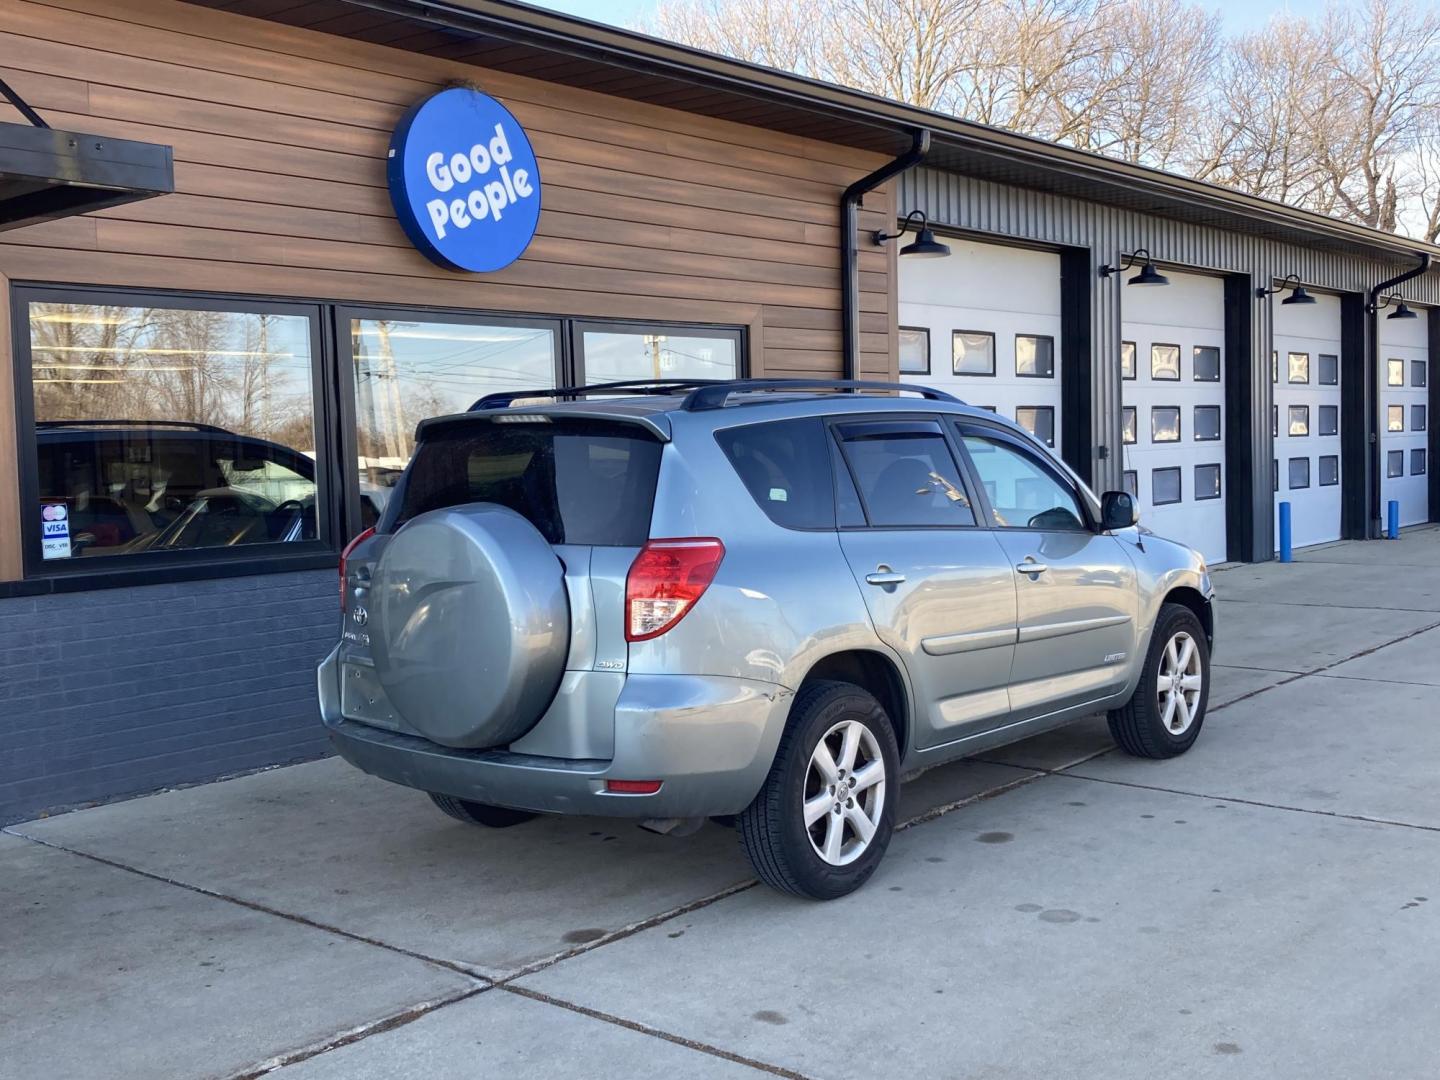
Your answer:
899;240;1062;455
1379;308;1429;527
1273;293;1343;548
1121;269;1228;564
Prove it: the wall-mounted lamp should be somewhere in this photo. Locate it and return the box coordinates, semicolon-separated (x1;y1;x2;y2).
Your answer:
1099;248;1168;286
1372;293;1420;319
873;209;950;259
1256;274;1316;305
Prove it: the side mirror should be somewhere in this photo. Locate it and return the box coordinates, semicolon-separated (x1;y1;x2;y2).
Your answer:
1100;490;1139;531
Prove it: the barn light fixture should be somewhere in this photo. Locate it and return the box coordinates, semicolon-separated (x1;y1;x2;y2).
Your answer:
873;209;950;259
1099;248;1168;286
1256;274;1316;305
1385;297;1419;320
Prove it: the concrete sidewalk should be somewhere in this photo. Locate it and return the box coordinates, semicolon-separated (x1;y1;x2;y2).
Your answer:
5;528;1440;1079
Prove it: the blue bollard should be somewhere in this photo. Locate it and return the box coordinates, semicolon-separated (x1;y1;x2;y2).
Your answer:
1278;502;1293;562
1388;500;1400;540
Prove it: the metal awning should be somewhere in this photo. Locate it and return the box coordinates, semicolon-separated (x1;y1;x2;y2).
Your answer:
0;78;173;232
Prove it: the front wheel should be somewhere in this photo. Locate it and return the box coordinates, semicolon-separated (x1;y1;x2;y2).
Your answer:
1108;603;1211;759
738;680;900;900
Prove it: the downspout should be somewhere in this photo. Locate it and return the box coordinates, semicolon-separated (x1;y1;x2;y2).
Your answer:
841;129;931;380
1366;252;1432;535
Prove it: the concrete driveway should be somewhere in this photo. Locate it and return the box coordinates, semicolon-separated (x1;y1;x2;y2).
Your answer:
6;528;1440;1079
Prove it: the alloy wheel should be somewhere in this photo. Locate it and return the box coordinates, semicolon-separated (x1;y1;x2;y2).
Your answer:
803;719;886;866
1155;630;1204;735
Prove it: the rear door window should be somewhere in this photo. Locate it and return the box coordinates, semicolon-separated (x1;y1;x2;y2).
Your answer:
714;417;835;530
394;418;661;546
834;419;976;528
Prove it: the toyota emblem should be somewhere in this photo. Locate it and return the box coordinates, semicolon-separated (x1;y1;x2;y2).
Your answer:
351;606;369;627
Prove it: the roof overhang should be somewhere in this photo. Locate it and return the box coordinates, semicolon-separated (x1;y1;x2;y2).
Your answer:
0;121;174;233
182;0;1437;268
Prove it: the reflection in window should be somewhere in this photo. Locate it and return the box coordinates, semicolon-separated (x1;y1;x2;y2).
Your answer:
1388;359;1405;386
1195;463;1221;500
1151;343;1180;380
1015;335;1054;378
1388;405;1405;432
1121;341;1136;380
30;301;319;560
1388;450;1404;478
1151;406;1181;442
1289;405;1309;436
953;331;996;375
1288;352;1309;384
1122;406;1137;445
1319;354;1339;385
1195;405;1221;441
1289;457;1310;489
899;327;930;374
1272;351;1278;383
1272;405;1278;438
582;328;738;384
1319;455;1339;486
1194;346;1221;382
1015;405;1055;447
1319;405;1338;436
1152;467;1181;505
962;435;1086;530
1414;449;1428;476
1414;405;1428;432
1414;360;1428;388
1123;469;1138;498
351;318;556;530
838;423;975;528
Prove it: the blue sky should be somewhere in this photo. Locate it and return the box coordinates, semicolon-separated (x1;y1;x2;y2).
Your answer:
536;0;1306;36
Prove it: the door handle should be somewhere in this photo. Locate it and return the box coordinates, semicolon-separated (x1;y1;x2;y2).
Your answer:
865;569;907;587
1015;558;1048;576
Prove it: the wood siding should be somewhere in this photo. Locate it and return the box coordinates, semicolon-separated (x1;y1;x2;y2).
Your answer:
0;0;897;579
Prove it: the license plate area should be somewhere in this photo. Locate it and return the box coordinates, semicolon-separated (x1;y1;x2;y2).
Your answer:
340;661;403;731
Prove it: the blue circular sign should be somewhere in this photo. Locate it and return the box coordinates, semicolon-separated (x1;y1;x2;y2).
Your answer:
386;88;542;273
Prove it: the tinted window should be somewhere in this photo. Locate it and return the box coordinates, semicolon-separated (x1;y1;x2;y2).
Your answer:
716;418;834;530
1195;463;1222;500
962;434;1086;531
1153;467;1182;505
1289;457;1310;489
1016;335;1054;377
1319;455;1340;486
1319;405;1339;436
1414;360;1428;387
1319;354;1339;385
1413;449;1428;475
837;421;975;527
1413;405;1427;432
1195;405;1221;441
1388;450;1404;478
1194;346;1221;382
1015;406;1055;447
396;418;661;545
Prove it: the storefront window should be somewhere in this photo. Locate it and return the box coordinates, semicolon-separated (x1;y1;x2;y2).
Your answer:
28;299;320;562
349;316;557;528
580;327;739;383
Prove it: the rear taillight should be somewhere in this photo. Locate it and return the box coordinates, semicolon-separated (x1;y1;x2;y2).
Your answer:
625;538;725;642
339;527;375;612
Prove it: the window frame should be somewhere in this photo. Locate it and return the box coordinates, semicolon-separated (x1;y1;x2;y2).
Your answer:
898;325;931;376
1387;404;1405;433
1413;359;1428;388
1121;405;1137;445
1387;358;1405;387
1318;405;1339;437
1150;342;1182;381
1288;404;1310;438
1318;455;1340;486
1120;340;1137;381
1288;457;1311;489
1318;354;1339;386
951;329;997;377
1413;404;1427;432
1287;351;1310;384
1194;462;1222;501
1193;345;1222;383
1151;405;1182;443
14;284;336;582
1014;333;1055;379
1151;466;1182;506
1387;450;1405;479
570;317;745;387
1194;404;1222;442
1413;448;1428;476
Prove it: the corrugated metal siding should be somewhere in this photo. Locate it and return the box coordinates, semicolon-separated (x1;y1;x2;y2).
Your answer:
901;167;1439;557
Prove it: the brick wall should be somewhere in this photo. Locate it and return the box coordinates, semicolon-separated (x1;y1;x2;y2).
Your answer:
0;569;336;824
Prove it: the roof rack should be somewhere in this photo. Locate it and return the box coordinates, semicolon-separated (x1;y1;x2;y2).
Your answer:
469;378;727;411
680;379;961;411
36;419;233;434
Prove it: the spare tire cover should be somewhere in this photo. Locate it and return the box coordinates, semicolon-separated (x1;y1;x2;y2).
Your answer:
369;504;569;748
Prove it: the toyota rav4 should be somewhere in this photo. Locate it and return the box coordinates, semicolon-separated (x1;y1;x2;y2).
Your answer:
318;379;1215;899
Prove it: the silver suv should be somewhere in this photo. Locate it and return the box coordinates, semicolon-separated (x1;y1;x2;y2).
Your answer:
318;379;1215;899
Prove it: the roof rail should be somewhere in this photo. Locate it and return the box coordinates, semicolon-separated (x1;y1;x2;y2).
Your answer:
35;418;233;434
681;379;962;411
468;378;727;411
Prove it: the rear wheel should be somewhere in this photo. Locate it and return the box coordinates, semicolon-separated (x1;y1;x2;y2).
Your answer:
428;792;537;828
739;680;899;900
1108;603;1210;759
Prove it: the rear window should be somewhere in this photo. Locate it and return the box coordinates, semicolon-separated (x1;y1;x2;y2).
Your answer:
394;418;662;546
714;417;835;530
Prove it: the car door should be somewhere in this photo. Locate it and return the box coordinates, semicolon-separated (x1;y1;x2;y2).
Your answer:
831;416;1019;749
953;422;1139;720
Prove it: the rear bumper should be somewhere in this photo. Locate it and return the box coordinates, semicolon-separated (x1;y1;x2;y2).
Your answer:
317;647;790;817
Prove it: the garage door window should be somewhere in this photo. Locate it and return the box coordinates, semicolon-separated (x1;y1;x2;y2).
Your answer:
1121;341;1136;380
1272;405;1278;438
1151;344;1181;381
1195;463;1222;500
1319;455;1339;486
1414;405;1427;431
1152;467;1182;505
1319;354;1339;385
1151;406;1181;442
1288;352;1309;384
1388;450;1405;478
1016;335;1054;378
1388;405;1405;432
1289;458;1310;489
1318;405;1339;436
1194;346;1221;382
1122;406;1137;444
1414;450;1428;475
1123;470;1138;498
1272;352;1278;383
1015;406;1055;447
1288;406;1309;437
953;331;996;376
899;327;930;374
1388;359;1405;386
1194;405;1221;441
1414;360;1428;387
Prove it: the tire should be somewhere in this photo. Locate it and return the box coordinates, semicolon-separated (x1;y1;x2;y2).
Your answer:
1108;603;1211;759
738;680;900;900
428;792;537;828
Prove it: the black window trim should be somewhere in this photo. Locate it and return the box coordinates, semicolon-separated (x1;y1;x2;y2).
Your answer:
569;317;746;389
1388;449;1405;478
826;412;983;532
898;325;931;376
1194;462;1223;501
1194;404;1222;442
1193;344;1222;383
1151;342;1182;381
1288;404;1311;437
1413;448;1428;475
1318;454;1340;486
1121;404;1138;445
1318;353;1339;386
1412;404;1427;432
1289;456;1312;489
1387;358;1406;387
1318;404;1339;437
951;329;997;377
1151;404;1182;443
1014;404;1056;447
1387;404;1406;433
1287;350;1310;385
1120;340;1137;381
1014;333;1055;379
1151;465;1183;505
